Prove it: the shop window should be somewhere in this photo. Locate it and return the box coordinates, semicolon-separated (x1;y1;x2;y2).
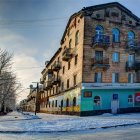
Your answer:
52;100;54;107
61;100;63;107
94;96;101;106
84;91;92;97
73;97;76;106
128;95;133;103
66;98;69;107
55;100;57;107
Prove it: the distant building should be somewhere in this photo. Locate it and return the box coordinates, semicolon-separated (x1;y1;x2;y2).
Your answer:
40;2;140;116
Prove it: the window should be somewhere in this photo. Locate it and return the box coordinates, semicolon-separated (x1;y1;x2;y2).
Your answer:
75;31;79;45
55;100;57;107
52;101;54;107
75;55;78;65
73;97;76;106
112;73;119;83
66;98;69;107
112;28;120;42
128;95;133;103
73;74;77;86
50;89;51;96
112;52;120;62
95;51;103;62
61;82;64;91
56;86;58;94
67;79;69;89
94;73;102;83
61;100;63;107
84;91;92;97
128;73;134;83
69;39;72;48
96;25;104;35
128;54;135;63
68;61;71;70
53;87;55;95
94;96;101;106
63;66;65;74
128;31;135;41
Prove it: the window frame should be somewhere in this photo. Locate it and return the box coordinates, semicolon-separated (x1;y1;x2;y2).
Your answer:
112;52;120;63
112;28;120;43
128;95;133;103
112;73;119;83
94;96;101;106
75;31;79;45
94;72;102;83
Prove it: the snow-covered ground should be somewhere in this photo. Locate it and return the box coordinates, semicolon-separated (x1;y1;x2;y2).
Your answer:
0;111;140;133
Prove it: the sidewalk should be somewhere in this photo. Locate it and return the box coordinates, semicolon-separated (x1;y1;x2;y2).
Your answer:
0;111;140;133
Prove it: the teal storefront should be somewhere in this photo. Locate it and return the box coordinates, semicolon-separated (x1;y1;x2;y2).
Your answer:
80;83;140;116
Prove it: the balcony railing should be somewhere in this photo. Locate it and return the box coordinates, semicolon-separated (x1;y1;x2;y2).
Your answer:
51;76;61;85
43;81;52;90
93;34;110;49
126;40;140;52
52;61;61;71
126;61;140;71
62;48;73;61
40;77;45;84
92;57;110;70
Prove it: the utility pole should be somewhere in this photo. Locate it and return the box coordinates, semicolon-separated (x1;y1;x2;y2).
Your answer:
32;82;39;115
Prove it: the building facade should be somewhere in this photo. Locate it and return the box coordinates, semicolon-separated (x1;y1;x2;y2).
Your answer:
40;2;140;116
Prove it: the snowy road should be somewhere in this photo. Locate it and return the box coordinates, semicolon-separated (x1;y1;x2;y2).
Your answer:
1;111;140;139
1;125;140;140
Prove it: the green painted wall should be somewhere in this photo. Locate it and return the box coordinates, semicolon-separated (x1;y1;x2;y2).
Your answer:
81;89;140;111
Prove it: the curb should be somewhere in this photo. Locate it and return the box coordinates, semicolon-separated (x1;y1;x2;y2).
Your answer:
0;122;140;134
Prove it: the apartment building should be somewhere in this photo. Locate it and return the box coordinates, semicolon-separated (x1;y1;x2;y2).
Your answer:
40;2;140;116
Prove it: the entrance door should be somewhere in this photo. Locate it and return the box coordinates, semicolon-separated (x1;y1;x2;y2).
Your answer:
111;94;119;114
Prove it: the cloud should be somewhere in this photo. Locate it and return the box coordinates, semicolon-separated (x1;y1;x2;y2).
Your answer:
0;29;43;102
12;53;42;102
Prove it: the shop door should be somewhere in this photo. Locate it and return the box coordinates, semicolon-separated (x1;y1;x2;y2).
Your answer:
111;94;119;114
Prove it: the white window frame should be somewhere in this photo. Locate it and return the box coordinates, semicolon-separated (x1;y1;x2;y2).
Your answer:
112;52;119;62
128;95;133;104
94;96;101;106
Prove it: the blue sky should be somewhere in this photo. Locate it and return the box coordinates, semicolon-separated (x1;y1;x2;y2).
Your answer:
0;0;139;101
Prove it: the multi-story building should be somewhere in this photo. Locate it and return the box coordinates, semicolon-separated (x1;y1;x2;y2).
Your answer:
40;2;140;116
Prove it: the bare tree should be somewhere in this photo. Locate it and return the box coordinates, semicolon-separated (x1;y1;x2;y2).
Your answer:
0;49;20;113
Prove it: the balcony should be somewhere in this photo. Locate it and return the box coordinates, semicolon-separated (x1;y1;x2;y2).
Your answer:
126;61;140;71
40;77;45;84
126;40;140;52
93;34;110;49
51;76;61;85
62;48;73;61
52;61;61;71
43;81;52;90
92;57;110;70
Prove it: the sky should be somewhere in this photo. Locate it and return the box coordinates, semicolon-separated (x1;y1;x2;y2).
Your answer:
0;0;140;102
